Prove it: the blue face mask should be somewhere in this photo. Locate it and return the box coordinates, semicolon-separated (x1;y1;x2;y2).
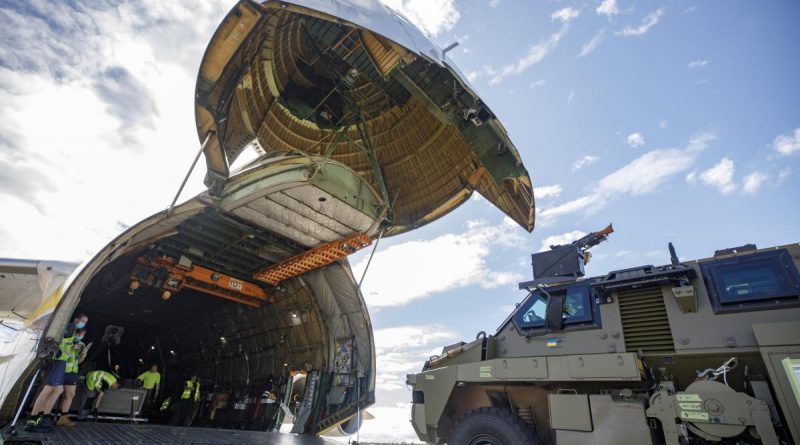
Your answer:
75;321;86;329
74;334;84;341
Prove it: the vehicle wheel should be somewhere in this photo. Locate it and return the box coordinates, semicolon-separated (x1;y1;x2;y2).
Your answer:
448;406;541;445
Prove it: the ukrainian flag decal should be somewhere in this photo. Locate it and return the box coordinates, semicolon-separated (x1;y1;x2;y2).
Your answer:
546;338;560;348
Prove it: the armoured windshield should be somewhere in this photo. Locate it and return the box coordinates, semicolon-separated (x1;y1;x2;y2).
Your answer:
512;283;594;330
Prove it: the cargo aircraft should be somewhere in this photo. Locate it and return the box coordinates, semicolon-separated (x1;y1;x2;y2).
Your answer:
0;0;535;441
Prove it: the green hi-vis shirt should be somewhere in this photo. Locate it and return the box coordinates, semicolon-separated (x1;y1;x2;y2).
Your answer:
58;335;85;374
86;370;117;392
137;371;161;390
64;340;85;374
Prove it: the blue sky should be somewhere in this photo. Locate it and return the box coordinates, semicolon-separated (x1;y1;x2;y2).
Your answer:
1;0;799;442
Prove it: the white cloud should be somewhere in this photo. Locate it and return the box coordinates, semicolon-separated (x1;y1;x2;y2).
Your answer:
596;0;619;16
578;30;605;57
489;0;500;7
688;59;709;68
539;195;597;223
627;132;645;148
486;8;577;84
539;231;586;251
567;89;575;104
381;0;461;36
572;155;600;171
342;324;462;441
539;132;717;225
466;64;499;83
773;128;800;155
616;8;666;37
0;1;230;260
372;325;459;392
659;120;668;129
598;148;696;194
687;132;717;152
489;27;569;84
530;79;546;89
534;184;562;199
686;170;697;183
353;220;524;307
778;167;792;183
551;7;581;23
742;171;768;195
698;157;736;194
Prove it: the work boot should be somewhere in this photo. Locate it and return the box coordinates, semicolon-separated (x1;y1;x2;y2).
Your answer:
57;414;75;427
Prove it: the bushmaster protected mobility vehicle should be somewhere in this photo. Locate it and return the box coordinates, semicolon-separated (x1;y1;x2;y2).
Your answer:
408;226;800;444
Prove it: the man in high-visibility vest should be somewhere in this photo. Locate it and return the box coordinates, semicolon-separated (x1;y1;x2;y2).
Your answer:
80;370;119;419
25;314;88;432
178;374;200;426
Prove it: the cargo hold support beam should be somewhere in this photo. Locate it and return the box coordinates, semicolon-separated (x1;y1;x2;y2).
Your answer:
253;233;372;286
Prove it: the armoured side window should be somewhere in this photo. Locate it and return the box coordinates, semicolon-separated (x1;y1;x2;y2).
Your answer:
701;248;800;314
512;282;598;331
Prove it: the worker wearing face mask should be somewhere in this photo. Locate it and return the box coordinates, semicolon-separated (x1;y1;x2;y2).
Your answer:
56;328;90;427
25;314;89;432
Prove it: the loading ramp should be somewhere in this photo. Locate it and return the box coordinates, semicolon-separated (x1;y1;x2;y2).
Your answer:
6;423;338;445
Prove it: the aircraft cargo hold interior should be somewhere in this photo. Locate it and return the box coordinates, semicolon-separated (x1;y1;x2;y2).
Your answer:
66;244;370;434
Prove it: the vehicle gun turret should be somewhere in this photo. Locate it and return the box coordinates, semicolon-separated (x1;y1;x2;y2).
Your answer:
524;223;614;287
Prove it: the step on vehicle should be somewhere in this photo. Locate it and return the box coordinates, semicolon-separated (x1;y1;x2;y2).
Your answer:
408;226;800;444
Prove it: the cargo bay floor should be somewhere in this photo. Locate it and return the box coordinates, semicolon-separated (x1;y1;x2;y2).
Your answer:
5;423;339;444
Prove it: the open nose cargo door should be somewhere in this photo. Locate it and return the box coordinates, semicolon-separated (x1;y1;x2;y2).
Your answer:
195;0;535;236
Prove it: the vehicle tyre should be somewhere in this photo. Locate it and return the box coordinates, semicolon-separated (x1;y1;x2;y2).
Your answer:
448;406;541;445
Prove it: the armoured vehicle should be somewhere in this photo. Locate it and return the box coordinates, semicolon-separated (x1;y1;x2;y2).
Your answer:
408;226;800;444
0;0;534;442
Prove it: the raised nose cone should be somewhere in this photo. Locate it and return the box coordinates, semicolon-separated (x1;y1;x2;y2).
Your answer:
195;0;535;236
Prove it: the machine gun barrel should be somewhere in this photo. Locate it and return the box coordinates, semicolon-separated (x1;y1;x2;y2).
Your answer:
566;223;614;251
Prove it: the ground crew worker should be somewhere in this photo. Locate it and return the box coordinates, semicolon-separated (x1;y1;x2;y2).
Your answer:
178;374;200;426
25;314;88;432
80;369;119;419
137;364;161;415
56;329;89;427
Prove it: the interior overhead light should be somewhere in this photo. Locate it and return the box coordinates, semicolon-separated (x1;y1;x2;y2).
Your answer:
169;350;176;356
138;358;144;364
220;336;227;345
150;345;156;350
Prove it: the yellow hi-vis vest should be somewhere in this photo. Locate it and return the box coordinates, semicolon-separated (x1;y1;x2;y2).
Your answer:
86;370;117;391
181;380;200;401
56;335;76;362
65;339;85;374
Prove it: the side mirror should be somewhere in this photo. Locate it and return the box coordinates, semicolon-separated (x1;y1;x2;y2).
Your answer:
545;294;564;331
